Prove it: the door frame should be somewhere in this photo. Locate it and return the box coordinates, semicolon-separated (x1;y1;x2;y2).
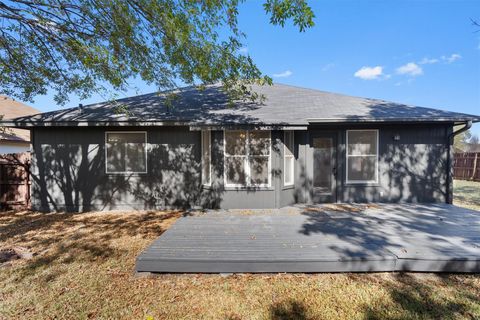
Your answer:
308;130;338;203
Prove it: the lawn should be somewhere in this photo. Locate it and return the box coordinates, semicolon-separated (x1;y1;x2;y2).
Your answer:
1;183;480;319
453;179;480;211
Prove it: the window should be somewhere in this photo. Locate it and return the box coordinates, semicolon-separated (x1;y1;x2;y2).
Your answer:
346;130;378;183
106;132;147;174
201;130;211;185
284;131;294;186
224;130;271;187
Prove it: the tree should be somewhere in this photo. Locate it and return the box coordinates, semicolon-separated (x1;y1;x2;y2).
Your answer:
453;128;472;151
469;134;479;145
0;0;315;105
472;18;480;29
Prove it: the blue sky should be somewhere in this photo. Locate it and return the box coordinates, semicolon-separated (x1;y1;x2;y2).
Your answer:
26;0;480;135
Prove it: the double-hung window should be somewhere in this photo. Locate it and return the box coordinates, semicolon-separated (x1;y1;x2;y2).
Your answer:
346;129;378;183
224;130;271;187
106;132;147;174
284;131;294;186
201;130;211;186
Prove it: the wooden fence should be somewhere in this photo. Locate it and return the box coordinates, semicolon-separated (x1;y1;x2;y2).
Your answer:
453;152;480;182
0;152;30;210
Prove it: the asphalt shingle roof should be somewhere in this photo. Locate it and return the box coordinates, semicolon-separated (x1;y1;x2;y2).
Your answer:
0;95;40;141
5;83;479;127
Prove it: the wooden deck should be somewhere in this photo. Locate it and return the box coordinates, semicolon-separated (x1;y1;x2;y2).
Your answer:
136;204;480;273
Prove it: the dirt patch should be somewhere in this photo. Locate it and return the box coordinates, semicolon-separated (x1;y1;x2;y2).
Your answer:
0;247;33;264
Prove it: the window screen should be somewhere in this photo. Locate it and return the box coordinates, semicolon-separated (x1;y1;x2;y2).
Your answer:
106;132;147;173
224;130;271;187
346;130;378;183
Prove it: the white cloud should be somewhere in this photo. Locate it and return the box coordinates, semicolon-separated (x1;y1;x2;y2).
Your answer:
238;47;248;54
419;57;439;65
442;53;461;63
272;70;293;78
396;62;423;76
321;63;335;71
394;78;415;86
354;66;384;80
418;54;461;65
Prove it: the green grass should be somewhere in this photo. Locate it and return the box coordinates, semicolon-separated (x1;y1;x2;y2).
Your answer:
454;179;480;211
1;210;479;319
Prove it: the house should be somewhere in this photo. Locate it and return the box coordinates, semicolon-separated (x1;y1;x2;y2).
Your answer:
0;95;40;154
2;84;479;212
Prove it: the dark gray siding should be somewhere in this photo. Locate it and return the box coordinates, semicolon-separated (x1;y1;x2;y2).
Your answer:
30;123;452;212
293;131;309;204
31;127;287;211
293;124;451;204
338;124;450;203
31;126;206;212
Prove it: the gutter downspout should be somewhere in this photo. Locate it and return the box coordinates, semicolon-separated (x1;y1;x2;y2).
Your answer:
446;120;472;204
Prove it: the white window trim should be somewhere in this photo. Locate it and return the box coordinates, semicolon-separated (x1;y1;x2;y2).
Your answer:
105;131;148;174
223;130;272;188
346;129;379;184
201;130;212;186
283;131;295;186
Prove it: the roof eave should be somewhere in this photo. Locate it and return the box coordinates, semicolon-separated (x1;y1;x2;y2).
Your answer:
0;138;30;143
0;120;193;128
2;116;479;128
307;117;480;124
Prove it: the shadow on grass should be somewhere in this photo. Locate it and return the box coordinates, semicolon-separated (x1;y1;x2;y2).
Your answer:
0;210;182;281
454;180;480;208
454;190;480;205
353;273;479;319
263;274;479;319
269;300;307;320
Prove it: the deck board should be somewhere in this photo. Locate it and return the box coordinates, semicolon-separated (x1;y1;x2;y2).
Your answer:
136;204;480;273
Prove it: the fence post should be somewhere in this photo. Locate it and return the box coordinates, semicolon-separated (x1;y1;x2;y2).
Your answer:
453;152;480;182
0;164;2;209
472;153;479;180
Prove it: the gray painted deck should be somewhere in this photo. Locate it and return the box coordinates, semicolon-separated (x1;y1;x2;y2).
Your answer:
136;204;480;273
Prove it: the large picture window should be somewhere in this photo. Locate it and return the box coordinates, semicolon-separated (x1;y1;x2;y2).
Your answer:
224;130;271;187
346;130;378;183
201;130;211;186
106;132;147;174
284;131;294;186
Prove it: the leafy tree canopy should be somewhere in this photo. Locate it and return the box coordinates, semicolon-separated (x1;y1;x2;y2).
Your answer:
454;128;472;151
0;0;314;105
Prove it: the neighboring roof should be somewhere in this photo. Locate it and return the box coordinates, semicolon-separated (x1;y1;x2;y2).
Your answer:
3;84;479;127
0;96;40;141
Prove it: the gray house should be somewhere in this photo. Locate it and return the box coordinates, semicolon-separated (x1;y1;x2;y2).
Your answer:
3;84;479;212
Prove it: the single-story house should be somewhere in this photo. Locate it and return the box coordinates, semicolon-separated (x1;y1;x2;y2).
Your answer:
2;84;479;212
0;95;40;154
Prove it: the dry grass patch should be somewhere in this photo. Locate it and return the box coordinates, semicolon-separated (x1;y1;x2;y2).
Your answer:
1;210;480;319
454;179;480;211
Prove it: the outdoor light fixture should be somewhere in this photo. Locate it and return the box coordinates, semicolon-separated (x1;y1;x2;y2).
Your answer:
393;134;400;141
